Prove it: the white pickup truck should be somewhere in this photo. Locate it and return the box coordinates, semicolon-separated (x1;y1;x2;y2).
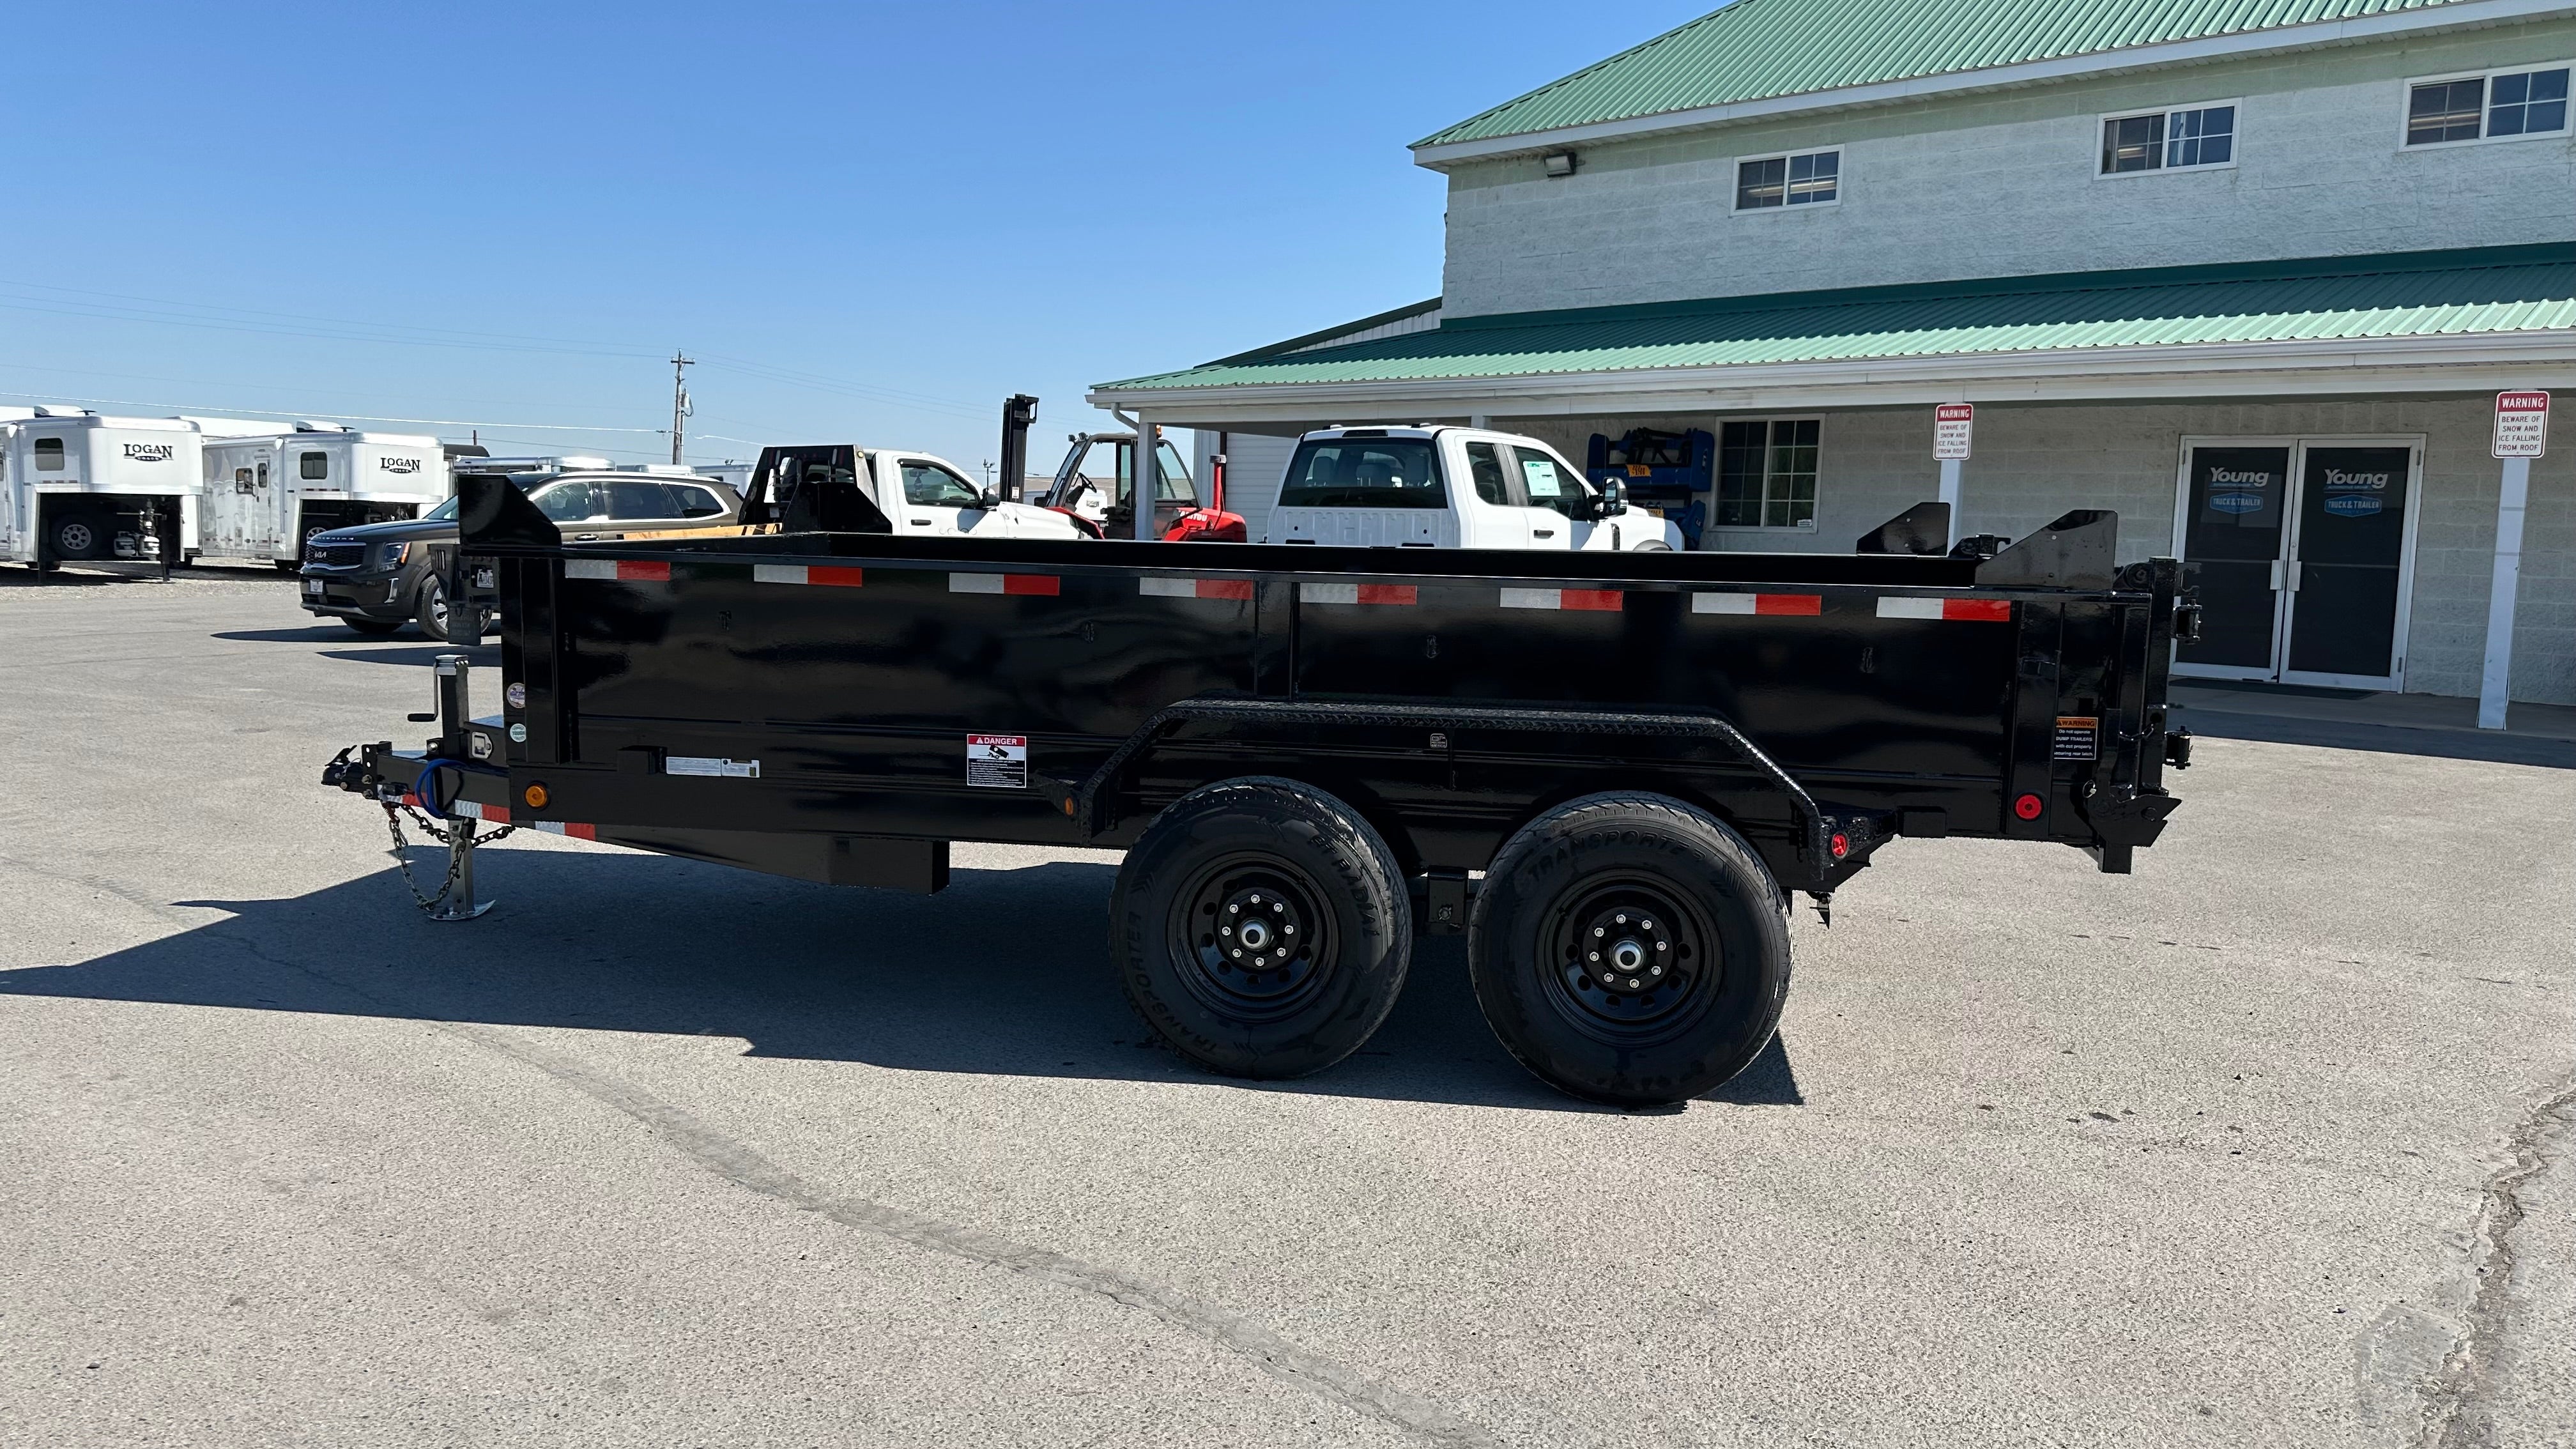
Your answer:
756;443;1085;540
1268;425;1685;551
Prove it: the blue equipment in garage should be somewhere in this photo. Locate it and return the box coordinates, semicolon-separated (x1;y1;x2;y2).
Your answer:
1586;428;1714;548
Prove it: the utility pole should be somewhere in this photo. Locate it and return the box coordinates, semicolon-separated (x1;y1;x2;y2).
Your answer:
669;351;694;464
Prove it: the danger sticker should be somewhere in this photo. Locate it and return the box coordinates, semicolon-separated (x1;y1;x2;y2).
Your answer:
967;733;1029;789
2053;716;2100;762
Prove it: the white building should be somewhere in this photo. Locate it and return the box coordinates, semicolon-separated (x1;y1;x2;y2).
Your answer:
1100;0;2575;707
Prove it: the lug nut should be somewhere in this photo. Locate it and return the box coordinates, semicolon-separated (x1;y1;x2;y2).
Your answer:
1229;903;1239;915
1220;926;1232;937
1627;977;1642;990
1284;925;1295;936
1655;940;1667;951
1616;914;1627;924
1272;901;1284;913
1650;965;1663;977
1230;949;1243;959
1250;894;1262;905
1593;926;1604;938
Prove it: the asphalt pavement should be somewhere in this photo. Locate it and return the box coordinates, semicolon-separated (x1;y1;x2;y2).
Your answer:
3;565;2570;1448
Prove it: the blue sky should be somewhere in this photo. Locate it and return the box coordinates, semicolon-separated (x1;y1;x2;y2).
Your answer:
2;1;1711;475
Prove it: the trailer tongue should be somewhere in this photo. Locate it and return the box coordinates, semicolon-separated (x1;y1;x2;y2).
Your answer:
325;474;2192;1106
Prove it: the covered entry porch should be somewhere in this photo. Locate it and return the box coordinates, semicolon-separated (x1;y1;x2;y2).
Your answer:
1093;246;2576;714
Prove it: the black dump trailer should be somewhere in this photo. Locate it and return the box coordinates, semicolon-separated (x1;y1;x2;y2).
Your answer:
326;475;2195;1106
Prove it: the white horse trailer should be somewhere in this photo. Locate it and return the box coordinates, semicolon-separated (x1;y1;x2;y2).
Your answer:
199;424;448;567
0;409;204;569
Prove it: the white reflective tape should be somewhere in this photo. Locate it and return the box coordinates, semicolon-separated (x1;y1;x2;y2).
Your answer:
1499;587;1560;610
753;564;808;585
452;800;489;820
1876;597;1945;620
1304;582;1359;604
1138;576;1194;598
666;756;760;778
948;572;1006;594
564;558;617;580
1692;593;1758;615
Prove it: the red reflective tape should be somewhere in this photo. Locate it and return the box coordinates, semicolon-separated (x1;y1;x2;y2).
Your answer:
1945;599;2014;622
1197;578;1254;601
1355;584;1417;606
617;560;671;582
399;793;420;807
481;804;511;824
1560;589;1624;612
567;823;597;841
1002;574;1061;596
809;565;866;588
1755;593;1823;616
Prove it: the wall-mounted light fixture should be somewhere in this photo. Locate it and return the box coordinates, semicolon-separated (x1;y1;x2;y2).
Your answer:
1542;151;1579;178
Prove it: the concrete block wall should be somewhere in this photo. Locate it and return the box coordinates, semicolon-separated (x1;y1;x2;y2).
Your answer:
1503;397;2573;705
1438;20;2576;317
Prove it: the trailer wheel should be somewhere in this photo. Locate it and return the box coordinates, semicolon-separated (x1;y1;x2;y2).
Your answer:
1111;777;1411;1080
49;514;107;561
1469;793;1789;1107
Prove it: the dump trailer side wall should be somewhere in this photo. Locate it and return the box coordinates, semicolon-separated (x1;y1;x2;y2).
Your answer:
456;521;2175;891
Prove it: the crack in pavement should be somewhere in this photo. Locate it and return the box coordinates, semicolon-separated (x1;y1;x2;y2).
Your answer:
446;1021;1497;1448
2415;1070;2576;1449
3;862;1498;1448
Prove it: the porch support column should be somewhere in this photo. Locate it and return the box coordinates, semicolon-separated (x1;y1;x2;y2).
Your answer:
2477;456;2531;730
1133;413;1160;540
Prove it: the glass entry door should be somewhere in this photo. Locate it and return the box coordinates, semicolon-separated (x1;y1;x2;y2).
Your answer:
2174;438;2419;690
2281;446;2413;687
2175;445;2292;678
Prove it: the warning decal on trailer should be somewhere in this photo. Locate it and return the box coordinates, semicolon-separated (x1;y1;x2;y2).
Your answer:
2053;716;2100;762
967;733;1029;789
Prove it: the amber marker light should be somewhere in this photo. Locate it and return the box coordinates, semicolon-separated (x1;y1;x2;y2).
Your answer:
525;783;550;809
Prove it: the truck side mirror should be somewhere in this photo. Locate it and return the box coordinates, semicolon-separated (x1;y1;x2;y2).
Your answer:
1595;478;1629;518
976;487;1000;510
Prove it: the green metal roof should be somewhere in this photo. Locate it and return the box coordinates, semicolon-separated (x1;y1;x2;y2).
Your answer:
1417;0;2482;149
1096;245;2576;393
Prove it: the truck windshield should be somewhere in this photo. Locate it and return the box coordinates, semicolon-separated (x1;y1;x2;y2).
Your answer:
1278;438;1445;510
424;497;460;521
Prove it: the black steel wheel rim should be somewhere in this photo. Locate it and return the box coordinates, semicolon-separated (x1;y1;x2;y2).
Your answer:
1537;877;1720;1043
1168;850;1337;1025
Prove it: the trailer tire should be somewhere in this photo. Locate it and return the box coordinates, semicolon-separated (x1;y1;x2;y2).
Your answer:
1111;777;1411;1080
49;513;108;561
1469;792;1789;1107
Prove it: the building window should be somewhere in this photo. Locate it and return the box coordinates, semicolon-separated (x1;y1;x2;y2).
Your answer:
1714;419;1820;528
1735;148;1839;210
2407;66;2570;145
33;437;65;471
2101;103;2236;173
298;451;328;480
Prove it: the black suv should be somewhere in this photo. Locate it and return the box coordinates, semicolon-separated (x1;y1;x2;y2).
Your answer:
300;468;739;640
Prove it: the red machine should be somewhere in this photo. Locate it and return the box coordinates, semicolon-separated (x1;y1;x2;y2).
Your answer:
1033;431;1246;542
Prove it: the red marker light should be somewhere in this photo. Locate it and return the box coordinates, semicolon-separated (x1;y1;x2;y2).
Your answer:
2013;793;2044;821
1830;832;1850;858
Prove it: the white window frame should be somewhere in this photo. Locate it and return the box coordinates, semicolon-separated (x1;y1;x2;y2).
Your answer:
2398;62;2574;150
1729;146;1842;213
1705;416;1824;533
2094;98;2243;179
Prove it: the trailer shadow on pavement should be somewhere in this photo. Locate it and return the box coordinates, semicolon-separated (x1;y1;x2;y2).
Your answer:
0;850;1802;1113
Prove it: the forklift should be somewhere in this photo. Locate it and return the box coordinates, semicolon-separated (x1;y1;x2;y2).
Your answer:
1010;406;1246;542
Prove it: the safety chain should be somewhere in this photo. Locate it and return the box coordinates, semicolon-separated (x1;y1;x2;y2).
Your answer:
381;801;518;913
